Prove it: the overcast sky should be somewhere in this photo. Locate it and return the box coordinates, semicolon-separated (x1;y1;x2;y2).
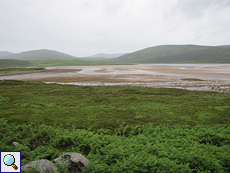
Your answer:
1;0;230;57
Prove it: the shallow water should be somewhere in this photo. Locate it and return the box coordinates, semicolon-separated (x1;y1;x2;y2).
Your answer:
48;63;230;79
1;64;230;92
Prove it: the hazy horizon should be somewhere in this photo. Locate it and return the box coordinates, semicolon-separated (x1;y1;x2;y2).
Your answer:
1;44;230;58
1;0;230;56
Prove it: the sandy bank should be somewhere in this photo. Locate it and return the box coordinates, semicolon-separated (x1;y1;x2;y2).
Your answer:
0;64;230;92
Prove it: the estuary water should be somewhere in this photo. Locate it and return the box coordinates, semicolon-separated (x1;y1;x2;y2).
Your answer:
1;64;230;92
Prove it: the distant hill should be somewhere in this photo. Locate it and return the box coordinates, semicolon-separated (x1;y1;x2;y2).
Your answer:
0;51;14;57
0;59;32;68
110;45;230;63
0;49;77;60
78;57;111;61
83;53;126;58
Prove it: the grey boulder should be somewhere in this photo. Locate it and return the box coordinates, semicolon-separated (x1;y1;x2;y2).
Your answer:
22;159;57;173
54;152;89;173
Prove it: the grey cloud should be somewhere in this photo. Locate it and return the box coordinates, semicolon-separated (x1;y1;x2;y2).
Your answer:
82;0;125;16
0;0;230;56
176;0;230;19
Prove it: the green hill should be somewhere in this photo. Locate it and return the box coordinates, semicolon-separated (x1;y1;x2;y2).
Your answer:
0;59;32;68
110;45;230;63
0;49;77;60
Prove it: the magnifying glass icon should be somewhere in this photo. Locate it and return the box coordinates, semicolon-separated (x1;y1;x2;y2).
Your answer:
3;154;18;170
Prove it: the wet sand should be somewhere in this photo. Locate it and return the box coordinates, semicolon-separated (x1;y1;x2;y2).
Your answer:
0;64;230;92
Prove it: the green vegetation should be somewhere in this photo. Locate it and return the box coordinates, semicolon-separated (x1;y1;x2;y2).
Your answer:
0;59;32;68
0;96;10;105
29;59;128;66
0;59;128;68
110;45;230;63
181;78;205;81
0;67;45;74
1;80;230;130
1;80;230;172
1;119;230;172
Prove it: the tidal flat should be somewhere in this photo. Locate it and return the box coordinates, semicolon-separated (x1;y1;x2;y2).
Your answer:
0;64;230;92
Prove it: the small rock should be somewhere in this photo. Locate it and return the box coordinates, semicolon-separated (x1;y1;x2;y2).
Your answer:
12;142;22;147
22;159;57;173
54;152;89;173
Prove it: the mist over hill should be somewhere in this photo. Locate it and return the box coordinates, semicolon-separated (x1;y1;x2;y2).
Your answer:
0;49;77;60
1;45;230;64
0;51;14;57
110;45;230;63
0;49;127;67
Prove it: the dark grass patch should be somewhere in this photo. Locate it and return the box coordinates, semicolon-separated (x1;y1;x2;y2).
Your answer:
0;67;45;73
181;78;205;81
0;80;229;132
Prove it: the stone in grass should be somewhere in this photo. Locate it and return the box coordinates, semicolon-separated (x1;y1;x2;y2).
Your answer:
12;142;22;147
54;152;89;173
22;159;57;173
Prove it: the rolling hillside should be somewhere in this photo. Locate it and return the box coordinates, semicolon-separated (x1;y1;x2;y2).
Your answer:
0;59;32;68
110;45;230;63
0;49;77;60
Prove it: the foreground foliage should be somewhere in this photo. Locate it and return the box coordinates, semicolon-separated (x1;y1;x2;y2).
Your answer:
1;80;230;172
1;118;230;172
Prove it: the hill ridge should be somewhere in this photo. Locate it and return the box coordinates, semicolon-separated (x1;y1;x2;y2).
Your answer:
0;49;77;60
110;44;230;63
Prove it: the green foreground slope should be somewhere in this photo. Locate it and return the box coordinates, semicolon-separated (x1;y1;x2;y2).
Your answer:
111;45;230;63
1;119;230;173
1;80;230;172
